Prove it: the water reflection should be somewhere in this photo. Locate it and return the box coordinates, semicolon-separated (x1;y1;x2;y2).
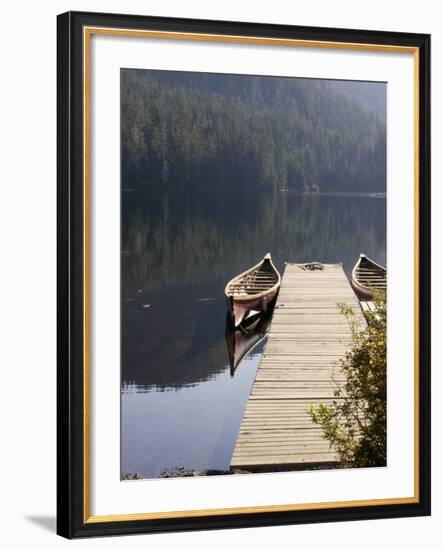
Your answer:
225;306;274;376
121;190;386;477
122;191;386;390
123;192;386;294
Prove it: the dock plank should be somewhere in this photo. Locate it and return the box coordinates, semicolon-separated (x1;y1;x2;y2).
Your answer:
230;263;365;471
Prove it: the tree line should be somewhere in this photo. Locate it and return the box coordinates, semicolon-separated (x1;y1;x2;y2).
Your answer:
121;69;386;192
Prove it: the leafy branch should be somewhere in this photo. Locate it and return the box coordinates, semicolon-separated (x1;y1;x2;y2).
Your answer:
309;292;386;468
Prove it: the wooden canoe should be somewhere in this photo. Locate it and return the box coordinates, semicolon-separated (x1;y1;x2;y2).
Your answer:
351;253;387;300
224;253;281;327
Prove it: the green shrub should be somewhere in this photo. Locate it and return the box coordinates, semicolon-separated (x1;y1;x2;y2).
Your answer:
309;292;386;468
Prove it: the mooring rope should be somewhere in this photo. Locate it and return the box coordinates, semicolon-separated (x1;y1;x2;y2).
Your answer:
298;262;324;271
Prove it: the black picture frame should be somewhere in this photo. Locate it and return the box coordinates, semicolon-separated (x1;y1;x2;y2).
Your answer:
57;10;431;539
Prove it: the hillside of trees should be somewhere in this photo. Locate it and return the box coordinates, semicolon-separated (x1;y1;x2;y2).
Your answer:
121;69;386;193
326;80;386;118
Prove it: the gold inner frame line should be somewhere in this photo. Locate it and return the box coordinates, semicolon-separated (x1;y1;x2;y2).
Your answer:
82;26;420;524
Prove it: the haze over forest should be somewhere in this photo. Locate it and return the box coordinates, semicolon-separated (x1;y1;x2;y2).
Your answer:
121;69;386;193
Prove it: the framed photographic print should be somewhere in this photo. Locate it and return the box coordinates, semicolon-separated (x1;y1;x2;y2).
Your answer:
57;11;431;538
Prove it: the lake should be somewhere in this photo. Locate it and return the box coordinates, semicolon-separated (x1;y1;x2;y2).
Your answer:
121;190;386;478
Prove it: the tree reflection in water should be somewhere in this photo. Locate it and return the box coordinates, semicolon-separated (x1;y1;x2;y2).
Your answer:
122;191;386;391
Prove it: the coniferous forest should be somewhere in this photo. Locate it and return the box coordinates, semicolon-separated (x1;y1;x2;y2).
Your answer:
121;69;386;193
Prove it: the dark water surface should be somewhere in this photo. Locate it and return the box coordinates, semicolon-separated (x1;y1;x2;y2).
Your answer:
121;191;386;478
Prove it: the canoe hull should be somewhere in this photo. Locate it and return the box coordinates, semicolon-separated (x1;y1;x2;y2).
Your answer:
227;288;279;327
351;254;386;301
224;253;281;327
351;279;375;301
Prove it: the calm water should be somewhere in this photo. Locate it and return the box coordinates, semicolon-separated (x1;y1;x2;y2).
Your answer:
121;191;386;478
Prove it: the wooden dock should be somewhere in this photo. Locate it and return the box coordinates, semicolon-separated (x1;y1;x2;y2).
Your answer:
230;263;366;471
